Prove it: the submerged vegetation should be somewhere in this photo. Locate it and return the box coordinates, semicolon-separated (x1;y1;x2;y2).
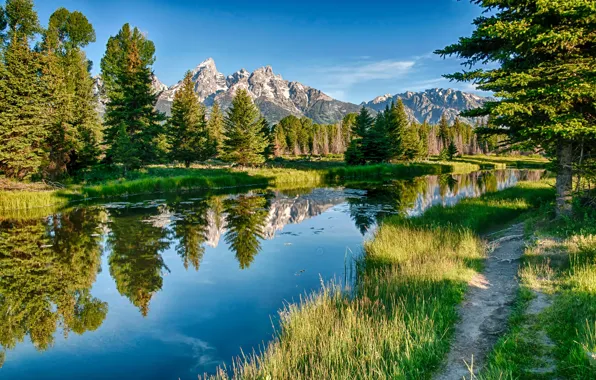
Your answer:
208;181;554;379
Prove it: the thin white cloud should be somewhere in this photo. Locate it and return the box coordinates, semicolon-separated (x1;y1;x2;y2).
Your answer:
412;52;437;61
319;60;415;88
407;78;449;92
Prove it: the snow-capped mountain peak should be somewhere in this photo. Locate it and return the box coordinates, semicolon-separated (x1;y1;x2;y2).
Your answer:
94;58;490;125
155;58;359;123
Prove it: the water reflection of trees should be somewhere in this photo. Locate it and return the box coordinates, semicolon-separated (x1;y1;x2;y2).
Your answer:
224;194;270;269
169;199;213;271
347;170;538;233
347;178;429;234
107;207;171;317
0;208;107;358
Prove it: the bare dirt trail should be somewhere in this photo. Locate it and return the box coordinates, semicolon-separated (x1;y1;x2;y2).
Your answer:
434;223;526;380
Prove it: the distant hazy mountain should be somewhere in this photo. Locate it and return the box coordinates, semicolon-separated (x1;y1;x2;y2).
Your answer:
361;88;489;124
94;58;490;125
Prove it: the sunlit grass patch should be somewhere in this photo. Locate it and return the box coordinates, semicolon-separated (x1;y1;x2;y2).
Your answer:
0;190;74;213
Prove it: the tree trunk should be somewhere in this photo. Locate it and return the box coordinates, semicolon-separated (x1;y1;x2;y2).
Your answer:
556;140;574;217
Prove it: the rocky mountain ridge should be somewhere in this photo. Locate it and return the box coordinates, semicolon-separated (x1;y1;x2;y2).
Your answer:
155;58;360;124
94;58;490;125
361;88;488;124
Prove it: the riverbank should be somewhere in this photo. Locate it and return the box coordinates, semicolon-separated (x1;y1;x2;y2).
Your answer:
455;154;550;170
208;180;554;379
479;205;596;378
0;161;480;212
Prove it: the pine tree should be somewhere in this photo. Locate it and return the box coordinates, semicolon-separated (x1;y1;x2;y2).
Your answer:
167;71;212;167
345;107;372;165
260;118;274;160
341;113;357;148
438;113;450;150
0;0;47;179
222;89;268;166
385;100;408;160
69;52;102;173
364;112;390;163
206;101;224;158
447;140;458;161
436;0;596;215
101;24;165;173
418;121;430;158
273;123;287;157
42;8;100;178
402;123;424;161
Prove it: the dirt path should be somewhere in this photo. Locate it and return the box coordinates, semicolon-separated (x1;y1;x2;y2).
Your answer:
435;223;526;380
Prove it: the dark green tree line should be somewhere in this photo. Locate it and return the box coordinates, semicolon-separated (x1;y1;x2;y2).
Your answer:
0;1;100;179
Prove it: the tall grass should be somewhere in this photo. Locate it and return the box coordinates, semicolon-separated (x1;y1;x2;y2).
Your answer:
544;234;596;378
208;181;554;379
0;190;74;212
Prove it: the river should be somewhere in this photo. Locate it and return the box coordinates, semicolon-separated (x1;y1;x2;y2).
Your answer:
0;169;543;379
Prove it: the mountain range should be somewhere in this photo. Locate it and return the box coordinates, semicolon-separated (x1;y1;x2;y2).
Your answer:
94;58;490;125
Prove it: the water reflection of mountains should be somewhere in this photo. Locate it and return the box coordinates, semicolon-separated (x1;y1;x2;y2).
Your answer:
0;170;543;361
114;169;544;247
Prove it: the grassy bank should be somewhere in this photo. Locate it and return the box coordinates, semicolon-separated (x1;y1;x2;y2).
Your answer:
0;161;479;212
208;181;554;379
479;206;596;379
453;155;550;170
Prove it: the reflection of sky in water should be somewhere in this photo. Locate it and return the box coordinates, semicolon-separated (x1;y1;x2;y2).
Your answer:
0;170;543;380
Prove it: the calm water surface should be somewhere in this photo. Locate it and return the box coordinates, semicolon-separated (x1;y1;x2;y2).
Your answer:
0;170;543;379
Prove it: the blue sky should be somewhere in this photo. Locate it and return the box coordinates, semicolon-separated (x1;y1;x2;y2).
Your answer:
34;0;483;104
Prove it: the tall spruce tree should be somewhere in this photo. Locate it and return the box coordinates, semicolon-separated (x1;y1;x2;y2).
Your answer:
222;89;268;166
447;140;458;161
345;107;373;165
438;113;450;149
260;117;274;160
42;8;100;178
402;123;424;161
385;100;408;160
0;0;47;179
207;101;224;158
167;71;212;167
364;111;391;163
419;120;431;158
436;0;596;215
101;24;165;173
